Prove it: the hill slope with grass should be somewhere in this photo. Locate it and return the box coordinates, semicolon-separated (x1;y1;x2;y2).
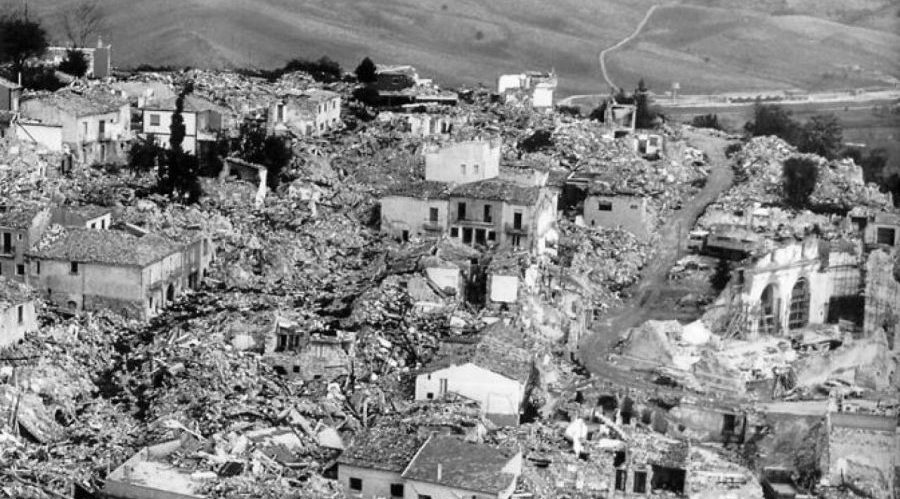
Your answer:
25;0;900;95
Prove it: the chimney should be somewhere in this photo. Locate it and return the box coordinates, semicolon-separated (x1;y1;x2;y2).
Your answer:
436;463;442;481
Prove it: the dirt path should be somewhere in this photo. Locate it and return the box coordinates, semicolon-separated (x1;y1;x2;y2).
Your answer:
598;4;664;90
577;130;734;373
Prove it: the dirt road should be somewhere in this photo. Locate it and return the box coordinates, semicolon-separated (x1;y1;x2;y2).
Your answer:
577;130;734;373
599;4;664;90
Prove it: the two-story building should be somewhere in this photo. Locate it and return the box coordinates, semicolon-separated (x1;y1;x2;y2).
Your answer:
448;178;558;253
141;94;228;155
0;277;37;349
19;90;131;165
583;185;652;240
25;228;213;319
0;206;51;282
50;205;112;230
380;181;450;241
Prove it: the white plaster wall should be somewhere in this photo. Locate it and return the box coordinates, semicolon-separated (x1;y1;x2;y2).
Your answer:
143;110;198;139
498;74;527;93
425;141;500;184
584;195;649;239
425;267;461;295
415;363;523;416
490;275;519;303
16;123;63;151
0;301;36;348
532;85;554;108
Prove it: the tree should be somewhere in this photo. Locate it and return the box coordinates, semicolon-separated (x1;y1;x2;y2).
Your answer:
128;135;163;175
158;83;202;203
588;100;608;122
236;123;292;188
355;57;377;84
860;148;888;183
797;113;843;159
352;85;380;106
782;156;819;208
281;56;343;82
633;78;658;128
744;103;799;142
58;49;89;77
61;0;106;48
0;11;49;78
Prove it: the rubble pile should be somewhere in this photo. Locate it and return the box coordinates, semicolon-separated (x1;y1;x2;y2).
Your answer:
558;221;650;294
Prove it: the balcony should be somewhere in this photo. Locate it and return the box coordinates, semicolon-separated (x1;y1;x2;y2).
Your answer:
454;216;495;227
422;220;444;232
504;223;528;235
0;245;15;257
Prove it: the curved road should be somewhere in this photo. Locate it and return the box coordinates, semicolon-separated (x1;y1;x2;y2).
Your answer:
577;130;735;374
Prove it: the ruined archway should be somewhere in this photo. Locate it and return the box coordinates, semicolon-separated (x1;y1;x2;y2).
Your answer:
758;283;779;335
789;278;810;330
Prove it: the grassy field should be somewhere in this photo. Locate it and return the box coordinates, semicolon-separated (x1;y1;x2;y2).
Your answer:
24;0;900;97
605;5;900;94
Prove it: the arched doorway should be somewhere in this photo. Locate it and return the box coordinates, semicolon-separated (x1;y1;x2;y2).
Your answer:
789;278;810;330
166;283;175;303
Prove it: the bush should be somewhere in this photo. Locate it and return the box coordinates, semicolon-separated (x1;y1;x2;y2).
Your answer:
281;56;342;82
18;66;63;91
58;49;89;77
782;156;819;207
556;105;581;117
691;113;723;130
724;142;743;158
352;86;380;106
518;129;554;153
128;135;163;175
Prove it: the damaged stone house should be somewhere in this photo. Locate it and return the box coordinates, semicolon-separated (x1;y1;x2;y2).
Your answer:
268;89;341;136
44;38;112;79
0;205;51;282
448;178;558;254
819;410;899;498
140;94;229;155
496;71;558;110
415;322;535;426
263;312;355;381
339;433;522;499
583;183;651;240
380;181;450;242
19;90;131;165
0;276;37;349
25;227;213;319
725;238;834;338
0;76;21;113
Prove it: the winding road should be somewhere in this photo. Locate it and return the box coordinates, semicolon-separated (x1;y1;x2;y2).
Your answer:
577;130;735;375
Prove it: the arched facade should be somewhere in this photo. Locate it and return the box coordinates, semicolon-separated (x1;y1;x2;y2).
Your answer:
788;278;810;330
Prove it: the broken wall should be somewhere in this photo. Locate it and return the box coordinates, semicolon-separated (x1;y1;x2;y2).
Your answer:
424;140;500;184
864;249;900;347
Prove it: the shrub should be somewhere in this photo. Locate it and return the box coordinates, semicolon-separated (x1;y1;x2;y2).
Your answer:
518;129;554;153
58;49;89;77
691;113;723;130
797;113;842;159
724;142;743;158
744;103;799;142
782;156;819;207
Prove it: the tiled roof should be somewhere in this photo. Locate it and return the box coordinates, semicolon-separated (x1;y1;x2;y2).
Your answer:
0;206;46;229
402;435;517;494
50;206;111;227
304;89;339;103
384;180;450;200
449;179;540;205
422;322;533;383
27;228;181;267
23;91;127;118
337;426;427;472
0;276;33;309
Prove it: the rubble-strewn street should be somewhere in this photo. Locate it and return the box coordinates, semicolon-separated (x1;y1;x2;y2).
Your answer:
0;32;898;499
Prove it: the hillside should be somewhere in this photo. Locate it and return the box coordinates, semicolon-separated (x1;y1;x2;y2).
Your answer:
25;0;900;96
605;5;900;94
